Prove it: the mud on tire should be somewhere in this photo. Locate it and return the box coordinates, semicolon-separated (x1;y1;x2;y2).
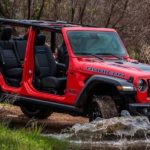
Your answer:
89;95;118;122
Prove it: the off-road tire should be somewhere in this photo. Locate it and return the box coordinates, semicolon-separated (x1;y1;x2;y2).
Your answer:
89;95;118;122
20;104;52;119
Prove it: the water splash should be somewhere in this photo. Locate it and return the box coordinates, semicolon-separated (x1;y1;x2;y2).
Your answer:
63;116;150;141
45;116;150;149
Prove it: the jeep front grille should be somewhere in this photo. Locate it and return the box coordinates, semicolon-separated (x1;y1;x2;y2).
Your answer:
148;80;150;97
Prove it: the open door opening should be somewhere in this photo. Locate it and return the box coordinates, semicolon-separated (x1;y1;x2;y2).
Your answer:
0;25;29;87
33;29;68;95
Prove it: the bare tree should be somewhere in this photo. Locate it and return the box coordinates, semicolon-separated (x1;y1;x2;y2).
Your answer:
105;0;120;27
70;0;78;22
112;0;129;28
77;0;88;24
31;0;46;19
36;0;46;19
27;0;31;19
0;0;150;55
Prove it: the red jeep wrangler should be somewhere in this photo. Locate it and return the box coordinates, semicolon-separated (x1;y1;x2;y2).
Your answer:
0;18;149;121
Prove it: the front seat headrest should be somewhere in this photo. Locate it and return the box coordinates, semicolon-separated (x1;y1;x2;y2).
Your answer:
0;27;12;41
35;34;46;46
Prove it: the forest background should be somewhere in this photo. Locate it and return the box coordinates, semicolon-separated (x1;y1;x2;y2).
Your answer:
0;0;150;62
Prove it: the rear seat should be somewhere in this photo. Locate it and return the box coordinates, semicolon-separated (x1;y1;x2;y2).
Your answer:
14;39;27;62
0;27;22;87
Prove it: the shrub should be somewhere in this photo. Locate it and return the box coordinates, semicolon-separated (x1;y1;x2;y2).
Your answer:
139;44;150;64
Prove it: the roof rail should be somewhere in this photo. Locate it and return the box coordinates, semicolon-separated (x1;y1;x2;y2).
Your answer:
45;19;96;27
0;18;97;31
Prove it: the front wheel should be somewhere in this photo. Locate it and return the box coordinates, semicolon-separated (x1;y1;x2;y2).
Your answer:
20;104;52;119
89;95;118;122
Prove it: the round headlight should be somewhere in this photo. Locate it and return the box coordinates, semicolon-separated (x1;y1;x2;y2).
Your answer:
138;79;147;92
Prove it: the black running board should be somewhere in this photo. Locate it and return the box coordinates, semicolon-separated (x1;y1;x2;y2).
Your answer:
129;103;150;108
0;93;83;115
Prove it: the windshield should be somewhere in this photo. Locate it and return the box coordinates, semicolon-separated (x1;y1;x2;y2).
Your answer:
67;31;127;56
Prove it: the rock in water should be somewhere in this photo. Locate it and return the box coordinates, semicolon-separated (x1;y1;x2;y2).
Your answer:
121;110;131;117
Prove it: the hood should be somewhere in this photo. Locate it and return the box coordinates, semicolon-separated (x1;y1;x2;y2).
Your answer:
81;58;150;80
110;61;150;72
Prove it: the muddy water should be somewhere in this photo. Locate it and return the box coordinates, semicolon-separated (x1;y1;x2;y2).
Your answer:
46;116;150;150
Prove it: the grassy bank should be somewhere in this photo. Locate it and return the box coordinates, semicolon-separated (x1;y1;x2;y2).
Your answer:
0;124;73;150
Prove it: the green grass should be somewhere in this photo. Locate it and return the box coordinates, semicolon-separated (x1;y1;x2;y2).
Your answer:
0;124;74;150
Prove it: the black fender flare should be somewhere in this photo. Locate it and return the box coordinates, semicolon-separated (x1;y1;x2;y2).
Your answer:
75;75;136;108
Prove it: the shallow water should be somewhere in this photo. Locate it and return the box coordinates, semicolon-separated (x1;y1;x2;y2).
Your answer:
45;116;150;149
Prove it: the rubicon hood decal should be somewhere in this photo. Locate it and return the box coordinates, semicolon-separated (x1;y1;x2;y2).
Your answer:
87;66;125;78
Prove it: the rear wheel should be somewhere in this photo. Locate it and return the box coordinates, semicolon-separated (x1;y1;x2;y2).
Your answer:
20;104;52;119
89;95;118;122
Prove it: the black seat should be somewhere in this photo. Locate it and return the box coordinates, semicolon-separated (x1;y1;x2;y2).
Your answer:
15;39;27;62
0;27;22;87
34;34;66;94
57;42;69;69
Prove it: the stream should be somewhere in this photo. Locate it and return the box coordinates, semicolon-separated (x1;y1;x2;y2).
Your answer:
1;105;150;150
44;116;150;150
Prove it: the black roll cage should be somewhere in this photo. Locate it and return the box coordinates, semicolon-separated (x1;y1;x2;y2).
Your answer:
0;18;95;32
0;18;86;53
0;18;96;53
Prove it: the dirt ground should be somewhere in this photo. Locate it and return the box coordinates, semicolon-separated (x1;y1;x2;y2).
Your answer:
0;104;88;133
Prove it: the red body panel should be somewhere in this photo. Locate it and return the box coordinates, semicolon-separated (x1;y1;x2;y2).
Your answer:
0;26;150;106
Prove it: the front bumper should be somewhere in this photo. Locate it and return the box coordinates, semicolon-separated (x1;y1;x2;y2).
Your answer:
129;103;150;117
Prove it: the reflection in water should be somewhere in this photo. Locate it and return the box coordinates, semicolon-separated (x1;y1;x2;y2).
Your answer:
47;117;150;150
80;143;150;150
76;140;150;150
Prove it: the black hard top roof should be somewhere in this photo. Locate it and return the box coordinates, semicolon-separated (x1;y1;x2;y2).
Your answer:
0;18;95;32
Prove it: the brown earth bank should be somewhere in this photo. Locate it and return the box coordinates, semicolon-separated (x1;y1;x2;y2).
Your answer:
0;104;88;133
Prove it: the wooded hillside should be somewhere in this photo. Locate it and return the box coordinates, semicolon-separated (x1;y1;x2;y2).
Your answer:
0;0;150;60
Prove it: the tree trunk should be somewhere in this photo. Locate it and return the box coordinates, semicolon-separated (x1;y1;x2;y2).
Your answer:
27;0;31;19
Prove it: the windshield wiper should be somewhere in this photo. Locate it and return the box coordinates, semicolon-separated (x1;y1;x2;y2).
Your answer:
74;52;91;55
74;52;104;60
91;54;104;60
75;52;122;60
94;53;123;60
